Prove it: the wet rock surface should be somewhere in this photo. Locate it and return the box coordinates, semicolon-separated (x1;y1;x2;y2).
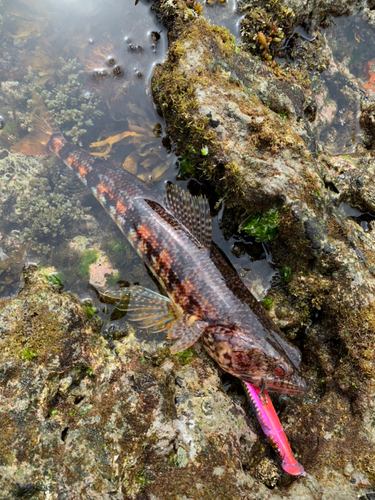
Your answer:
0;267;264;499
1;269;370;499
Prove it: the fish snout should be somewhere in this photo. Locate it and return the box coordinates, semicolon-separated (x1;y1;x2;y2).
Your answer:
267;371;307;395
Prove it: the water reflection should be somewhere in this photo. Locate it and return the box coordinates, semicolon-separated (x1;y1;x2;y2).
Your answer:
0;0;172;297
312;11;375;154
202;0;243;38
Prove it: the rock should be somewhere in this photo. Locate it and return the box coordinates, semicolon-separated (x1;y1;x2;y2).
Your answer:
276;0;363;20
151;0;375;496
0;267;268;499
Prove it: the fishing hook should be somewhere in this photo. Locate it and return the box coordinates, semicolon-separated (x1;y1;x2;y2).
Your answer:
259;376;269;404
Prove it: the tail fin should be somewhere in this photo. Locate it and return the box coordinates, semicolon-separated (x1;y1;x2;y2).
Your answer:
281;457;305;476
12;92;65;156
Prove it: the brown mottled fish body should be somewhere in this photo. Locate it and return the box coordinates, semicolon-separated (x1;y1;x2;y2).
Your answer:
12;96;306;395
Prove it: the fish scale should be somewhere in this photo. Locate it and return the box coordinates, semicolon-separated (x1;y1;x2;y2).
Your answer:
12;93;307;397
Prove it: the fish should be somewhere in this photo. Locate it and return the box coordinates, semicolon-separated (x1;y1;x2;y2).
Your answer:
12;93;307;395
243;381;305;476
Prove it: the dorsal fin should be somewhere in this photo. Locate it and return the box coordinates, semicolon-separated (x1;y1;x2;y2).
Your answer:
164;184;212;250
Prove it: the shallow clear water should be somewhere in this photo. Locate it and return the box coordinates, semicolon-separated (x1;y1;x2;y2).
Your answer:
202;0;242;38
0;0;275;337
311;11;375;154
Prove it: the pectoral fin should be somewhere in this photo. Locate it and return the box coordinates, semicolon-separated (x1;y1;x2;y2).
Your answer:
168;318;207;354
100;286;207;352
101;285;179;332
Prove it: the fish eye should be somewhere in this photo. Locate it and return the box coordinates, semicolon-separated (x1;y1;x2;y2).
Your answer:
274;362;289;377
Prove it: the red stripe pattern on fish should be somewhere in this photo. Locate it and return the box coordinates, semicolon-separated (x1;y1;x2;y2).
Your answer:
243;381;305;476
12;93;307;396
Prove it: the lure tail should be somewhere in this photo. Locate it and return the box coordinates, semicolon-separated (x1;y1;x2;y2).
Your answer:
243;381;305;476
12;92;65;156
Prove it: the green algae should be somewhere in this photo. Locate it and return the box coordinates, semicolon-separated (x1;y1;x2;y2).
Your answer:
243;208;279;242
44;273;63;287
20;348;37;361
134;472;154;485
82;304;98;317
177;155;196;179
175;347;195;364
260;297;274;310
279;264;292;282
104;271;121;288
78;249;99;280
80;403;93;416
168;452;177;467
85;367;95;376
106;238;125;256
277;111;288;120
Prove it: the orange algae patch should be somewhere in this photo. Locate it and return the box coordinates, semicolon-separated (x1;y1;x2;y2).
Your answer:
364;58;375;91
89;131;141;158
89;255;118;289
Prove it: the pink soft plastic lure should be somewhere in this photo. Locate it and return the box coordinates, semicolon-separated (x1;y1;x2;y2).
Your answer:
243;381;305;476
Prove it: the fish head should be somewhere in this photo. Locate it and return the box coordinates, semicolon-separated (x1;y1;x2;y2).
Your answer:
202;324;307;395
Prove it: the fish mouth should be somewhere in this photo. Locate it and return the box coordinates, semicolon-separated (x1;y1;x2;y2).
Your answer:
265;375;307;395
240;372;307;396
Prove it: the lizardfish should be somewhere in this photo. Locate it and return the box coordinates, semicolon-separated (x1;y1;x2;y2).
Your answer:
12;93;307;395
243;381;305;476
